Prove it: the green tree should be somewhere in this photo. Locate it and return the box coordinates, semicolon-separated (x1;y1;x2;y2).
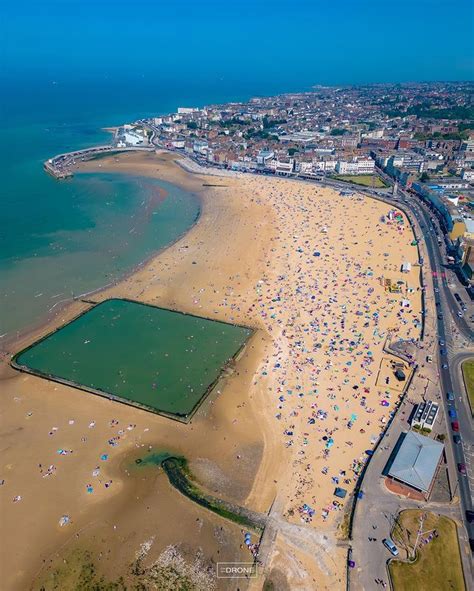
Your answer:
330;128;348;136
420;172;430;182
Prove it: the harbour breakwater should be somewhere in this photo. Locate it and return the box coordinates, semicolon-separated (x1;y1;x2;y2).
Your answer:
160;456;267;532
44;145;155;179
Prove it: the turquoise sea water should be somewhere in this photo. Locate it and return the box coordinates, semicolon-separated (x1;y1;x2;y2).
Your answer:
0;114;201;337
0;75;305;338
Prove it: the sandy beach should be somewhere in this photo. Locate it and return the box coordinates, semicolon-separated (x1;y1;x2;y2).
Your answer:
0;151;421;590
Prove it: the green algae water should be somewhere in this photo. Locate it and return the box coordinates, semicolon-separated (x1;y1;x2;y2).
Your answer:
134;451;175;467
13;299;253;419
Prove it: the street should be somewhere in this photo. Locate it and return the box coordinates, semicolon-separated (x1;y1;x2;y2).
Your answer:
347;173;474;589
145;141;474;586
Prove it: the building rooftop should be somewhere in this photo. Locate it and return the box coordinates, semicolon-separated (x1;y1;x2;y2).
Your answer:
387;431;444;492
464;218;474;234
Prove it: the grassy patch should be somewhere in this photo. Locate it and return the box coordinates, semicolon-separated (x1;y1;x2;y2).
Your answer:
389;510;465;591
333;174;388;188
461;359;474;416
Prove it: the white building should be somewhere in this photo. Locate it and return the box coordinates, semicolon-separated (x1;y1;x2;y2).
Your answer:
193;140;208;156
461;169;474;182
121;131;145;146
436;178;469;190
299;162;313;174
313;159;337;173
257;150;275;166
461;138;474;152
269;158;295;174
336;158;375;175
364;129;384;139
411;401;439;432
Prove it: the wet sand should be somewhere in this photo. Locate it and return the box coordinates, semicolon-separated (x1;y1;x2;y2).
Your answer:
0;151;421;590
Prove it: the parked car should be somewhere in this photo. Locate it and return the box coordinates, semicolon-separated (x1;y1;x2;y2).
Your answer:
447;391;455;401
448;409;457;419
439;340;445;346
442;363;448;370
382;538;399;556
458;463;467;476
440;349;447;356
453;434;462;445
452;421;460;432
466;511;474;524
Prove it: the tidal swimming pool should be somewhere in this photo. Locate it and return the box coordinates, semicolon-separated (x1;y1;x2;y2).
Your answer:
12;299;253;421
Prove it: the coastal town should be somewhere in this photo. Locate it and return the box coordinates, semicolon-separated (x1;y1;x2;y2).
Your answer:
47;81;474;295
144;82;474;290
9;80;474;591
4;0;474;588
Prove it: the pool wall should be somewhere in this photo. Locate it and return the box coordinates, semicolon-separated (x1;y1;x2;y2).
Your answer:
10;298;255;423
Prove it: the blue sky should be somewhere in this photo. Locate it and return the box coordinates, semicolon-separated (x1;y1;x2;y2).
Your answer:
3;0;473;85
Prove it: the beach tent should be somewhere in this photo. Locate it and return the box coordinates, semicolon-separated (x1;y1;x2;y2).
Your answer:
334;487;348;498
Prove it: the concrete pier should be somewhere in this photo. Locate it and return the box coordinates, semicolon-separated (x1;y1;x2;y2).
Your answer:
43;145;154;179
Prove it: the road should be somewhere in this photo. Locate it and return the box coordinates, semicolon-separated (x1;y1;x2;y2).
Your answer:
395;186;474;508
396;191;473;341
362;168;473;494
349;388;471;590
343;173;473;587
152;141;474;517
142;137;474;574
450;352;474;497
349;181;473;589
297;164;474;581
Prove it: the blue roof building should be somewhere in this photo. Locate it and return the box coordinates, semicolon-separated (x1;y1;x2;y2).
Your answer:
386;431;444;496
